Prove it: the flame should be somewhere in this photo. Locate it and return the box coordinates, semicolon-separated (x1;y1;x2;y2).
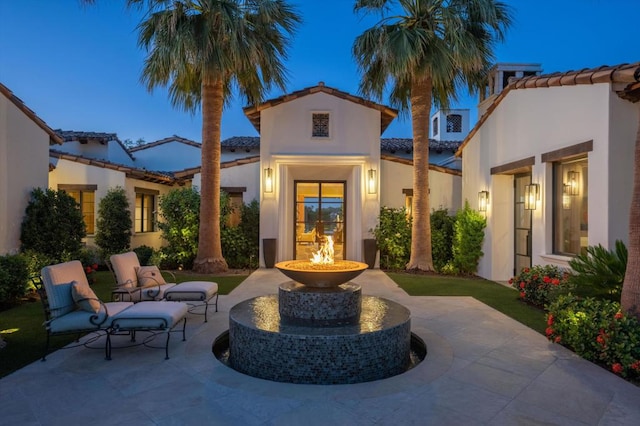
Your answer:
310;236;334;265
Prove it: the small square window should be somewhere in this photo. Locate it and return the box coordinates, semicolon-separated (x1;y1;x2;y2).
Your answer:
312;113;330;138
446;114;462;133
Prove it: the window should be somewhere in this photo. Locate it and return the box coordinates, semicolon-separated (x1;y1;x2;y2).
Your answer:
553;157;588;256
446;114;462;133
432;117;438;137
312;112;330;138
135;188;158;233
222;187;245;227
403;188;413;218
502;71;516;89
59;184;96;234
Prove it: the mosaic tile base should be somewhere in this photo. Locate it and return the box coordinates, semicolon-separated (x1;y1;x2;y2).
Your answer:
278;281;361;326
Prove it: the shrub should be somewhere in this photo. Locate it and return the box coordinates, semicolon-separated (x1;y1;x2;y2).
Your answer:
94;187;132;261
547;295;640;379
372;207;412;269
221;227;255;269
157;187;200;269
431;208;456;272
21;249;55;278
568;240;626;300
451;201;486;274
20;188;86;263
510;264;573;308
133;245;155;266
0;254;30;305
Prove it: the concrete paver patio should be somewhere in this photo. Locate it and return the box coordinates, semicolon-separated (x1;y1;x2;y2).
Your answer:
2;269;639;425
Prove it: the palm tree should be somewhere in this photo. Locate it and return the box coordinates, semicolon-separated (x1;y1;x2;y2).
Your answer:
353;0;511;272
621;111;640;319
131;0;300;273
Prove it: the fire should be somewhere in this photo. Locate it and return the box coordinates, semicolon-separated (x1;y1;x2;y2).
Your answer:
310;236;334;265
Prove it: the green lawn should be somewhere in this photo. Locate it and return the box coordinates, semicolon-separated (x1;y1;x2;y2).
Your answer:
387;272;547;334
0;270;248;378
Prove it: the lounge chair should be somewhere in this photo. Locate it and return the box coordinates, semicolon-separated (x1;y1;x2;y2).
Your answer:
36;260;188;360
109;252;218;322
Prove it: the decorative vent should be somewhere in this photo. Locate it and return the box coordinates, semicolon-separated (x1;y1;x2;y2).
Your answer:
312;113;330;138
446;114;462;133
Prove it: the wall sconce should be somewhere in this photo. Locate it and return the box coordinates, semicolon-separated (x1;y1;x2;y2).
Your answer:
367;169;377;194
567;171;579;196
263;167;273;193
562;184;571;209
478;190;489;212
524;183;539;210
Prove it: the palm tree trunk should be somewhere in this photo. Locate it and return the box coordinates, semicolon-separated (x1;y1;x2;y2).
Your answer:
193;78;228;273
406;76;434;271
621;107;640;319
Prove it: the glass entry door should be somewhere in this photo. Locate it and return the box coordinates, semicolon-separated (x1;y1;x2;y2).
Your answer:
514;174;532;275
294;181;345;260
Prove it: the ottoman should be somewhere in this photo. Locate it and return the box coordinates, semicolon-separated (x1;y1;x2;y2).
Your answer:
108;301;188;359
164;281;219;322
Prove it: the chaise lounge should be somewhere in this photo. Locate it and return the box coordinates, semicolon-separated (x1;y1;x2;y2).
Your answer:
109;252;219;322
37;260;188;360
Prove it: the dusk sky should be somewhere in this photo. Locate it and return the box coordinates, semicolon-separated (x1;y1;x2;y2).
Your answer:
1;0;639;143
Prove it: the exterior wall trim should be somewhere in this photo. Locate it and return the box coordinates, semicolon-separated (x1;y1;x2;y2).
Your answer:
490;156;535;175
541;140;594;163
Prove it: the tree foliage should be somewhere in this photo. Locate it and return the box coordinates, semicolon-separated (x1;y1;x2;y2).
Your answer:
451;200;487;275
20;188;86;263
95;187;132;260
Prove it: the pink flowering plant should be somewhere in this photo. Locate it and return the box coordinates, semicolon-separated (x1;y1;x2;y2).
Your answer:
509;265;573;308
546;294;640;380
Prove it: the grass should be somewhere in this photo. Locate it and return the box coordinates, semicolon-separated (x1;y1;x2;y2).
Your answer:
387;272;547;334
0;270;248;379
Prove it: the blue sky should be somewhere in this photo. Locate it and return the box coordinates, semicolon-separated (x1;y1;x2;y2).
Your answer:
1;0;639;143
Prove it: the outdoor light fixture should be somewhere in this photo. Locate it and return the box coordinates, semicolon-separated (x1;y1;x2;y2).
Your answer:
567;171;579;196
478;190;489;212
264;167;273;193
367;169;377;194
524;183;539;210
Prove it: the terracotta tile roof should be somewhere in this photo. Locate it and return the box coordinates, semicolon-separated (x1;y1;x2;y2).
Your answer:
0;82;63;145
130;135;201;152
56;130;118;144
49;149;181;186
381;138;462;154
221;136;260;151
456;62;640;157
56;129;134;161
243;82;398;134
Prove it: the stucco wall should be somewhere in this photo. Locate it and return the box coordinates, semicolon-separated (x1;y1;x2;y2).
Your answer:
380;160;461;214
0;95;51;254
259;92;382;266
462;83;638;281
133;141;202;171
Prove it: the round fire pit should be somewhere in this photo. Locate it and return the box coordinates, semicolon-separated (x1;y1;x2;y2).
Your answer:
275;260;368;287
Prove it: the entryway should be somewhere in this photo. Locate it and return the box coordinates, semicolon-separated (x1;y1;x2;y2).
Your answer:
294;181;345;260
514;173;532;275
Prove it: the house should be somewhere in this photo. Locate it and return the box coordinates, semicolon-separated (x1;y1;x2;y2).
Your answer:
0;81;466;265
0;83;62;254
458;62;640;281
242;82;461;265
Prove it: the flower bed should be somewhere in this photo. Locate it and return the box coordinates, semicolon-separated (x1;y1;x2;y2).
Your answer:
509;265;573;308
546;294;640;380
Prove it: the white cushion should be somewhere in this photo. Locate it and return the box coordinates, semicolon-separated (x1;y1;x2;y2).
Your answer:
41;261;88;319
136;265;166;287
110;252;141;289
48;302;133;333
71;280;100;313
111;301;188;330
164;281;218;301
